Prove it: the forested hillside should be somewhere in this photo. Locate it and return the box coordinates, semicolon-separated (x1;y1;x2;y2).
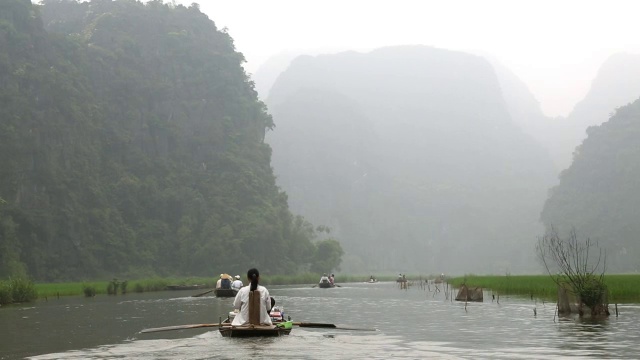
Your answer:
554;53;640;171
0;0;333;281
267;46;557;274
541;98;640;272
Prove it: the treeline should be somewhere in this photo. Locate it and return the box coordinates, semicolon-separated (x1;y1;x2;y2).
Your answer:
0;0;342;281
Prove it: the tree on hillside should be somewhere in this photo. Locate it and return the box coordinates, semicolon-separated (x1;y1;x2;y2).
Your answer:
536;226;609;317
310;239;344;274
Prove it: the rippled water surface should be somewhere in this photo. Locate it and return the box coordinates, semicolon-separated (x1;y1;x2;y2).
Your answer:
1;282;639;359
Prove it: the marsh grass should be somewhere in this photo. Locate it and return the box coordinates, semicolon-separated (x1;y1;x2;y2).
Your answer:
37;281;106;297
0;278;38;305
82;284;96;297
0;281;13;304
449;274;640;303
35;277;215;298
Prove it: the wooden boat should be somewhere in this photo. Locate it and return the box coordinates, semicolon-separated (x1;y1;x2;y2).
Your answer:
214;288;239;297
220;290;292;337
166;284;207;291
318;281;335;288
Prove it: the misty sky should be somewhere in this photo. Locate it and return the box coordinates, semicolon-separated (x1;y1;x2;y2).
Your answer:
188;0;640;117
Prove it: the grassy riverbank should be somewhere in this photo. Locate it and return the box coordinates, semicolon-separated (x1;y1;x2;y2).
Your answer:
448;274;640;303
32;273;393;299
35;277;216;298
24;274;640;303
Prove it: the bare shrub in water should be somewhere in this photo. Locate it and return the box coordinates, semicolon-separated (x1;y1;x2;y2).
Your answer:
537;226;609;317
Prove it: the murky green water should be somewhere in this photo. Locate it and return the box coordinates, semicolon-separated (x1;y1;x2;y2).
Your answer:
1;282;639;359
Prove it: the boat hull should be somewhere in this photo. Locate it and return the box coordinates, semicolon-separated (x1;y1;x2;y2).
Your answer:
318;282;334;288
215;288;239;297
218;325;291;337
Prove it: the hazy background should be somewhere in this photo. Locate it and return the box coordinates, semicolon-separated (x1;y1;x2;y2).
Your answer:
177;0;640;274
6;0;639;278
191;0;640;117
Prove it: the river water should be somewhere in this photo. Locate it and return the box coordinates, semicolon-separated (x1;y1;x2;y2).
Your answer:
1;281;639;359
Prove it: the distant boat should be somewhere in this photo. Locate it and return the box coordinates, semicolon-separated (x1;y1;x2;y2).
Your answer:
318;281;335;288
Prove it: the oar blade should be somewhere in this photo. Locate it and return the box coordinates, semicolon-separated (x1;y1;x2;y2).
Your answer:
295;322;336;328
293;322;377;331
191;289;214;297
333;324;377;331
140;323;220;334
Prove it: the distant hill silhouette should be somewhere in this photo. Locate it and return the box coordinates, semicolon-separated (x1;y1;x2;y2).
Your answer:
251;51;299;100
267;45;556;274
556;53;640;170
488;58;565;174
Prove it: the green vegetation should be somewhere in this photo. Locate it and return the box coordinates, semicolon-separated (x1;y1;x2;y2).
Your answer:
449;274;640;303
35;277;215;298
82;284;96;297
0;0;343;282
0;278;38;305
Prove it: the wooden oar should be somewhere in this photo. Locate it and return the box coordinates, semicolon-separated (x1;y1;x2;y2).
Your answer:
191;289;214;297
311;284;318;288
140;323;225;333
292;322;377;331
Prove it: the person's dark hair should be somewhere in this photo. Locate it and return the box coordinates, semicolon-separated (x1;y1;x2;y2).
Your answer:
247;268;260;291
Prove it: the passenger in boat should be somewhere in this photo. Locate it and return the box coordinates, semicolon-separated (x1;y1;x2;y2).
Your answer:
319;273;329;284
220;275;232;289
231;275;243;290
329;273;335;285
231;268;273;326
216;274;223;289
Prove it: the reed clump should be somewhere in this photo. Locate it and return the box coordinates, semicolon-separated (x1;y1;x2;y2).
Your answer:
0;277;38;305
83;284;96;297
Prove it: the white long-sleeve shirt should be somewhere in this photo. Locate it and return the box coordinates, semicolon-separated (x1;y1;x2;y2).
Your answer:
231;285;272;326
231;279;243;290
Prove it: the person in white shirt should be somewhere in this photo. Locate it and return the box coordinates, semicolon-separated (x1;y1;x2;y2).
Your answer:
215;274;223;289
319;273;329;284
231;275;243;290
231;268;272;326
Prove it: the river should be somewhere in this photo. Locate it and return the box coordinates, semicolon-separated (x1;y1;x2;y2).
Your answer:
1;281;638;359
